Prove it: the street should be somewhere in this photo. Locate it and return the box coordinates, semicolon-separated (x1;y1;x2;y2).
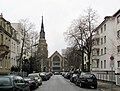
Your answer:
35;75;99;91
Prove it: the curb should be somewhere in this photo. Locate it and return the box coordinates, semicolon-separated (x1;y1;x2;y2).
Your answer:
97;88;105;91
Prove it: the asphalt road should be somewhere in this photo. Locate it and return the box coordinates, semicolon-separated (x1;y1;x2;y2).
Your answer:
35;75;99;91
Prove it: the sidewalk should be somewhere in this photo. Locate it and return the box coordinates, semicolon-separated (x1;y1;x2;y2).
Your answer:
98;80;120;91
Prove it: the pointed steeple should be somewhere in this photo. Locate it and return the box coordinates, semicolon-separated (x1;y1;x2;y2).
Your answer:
40;16;44;33
40;16;45;39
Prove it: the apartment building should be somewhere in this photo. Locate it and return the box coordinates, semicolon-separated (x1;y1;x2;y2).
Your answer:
92;10;120;76
10;27;20;67
0;14;13;72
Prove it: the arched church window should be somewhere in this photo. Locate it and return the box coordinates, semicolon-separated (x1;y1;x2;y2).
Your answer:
53;55;60;65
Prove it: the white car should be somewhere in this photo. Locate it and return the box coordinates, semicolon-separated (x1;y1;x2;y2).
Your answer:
28;73;42;86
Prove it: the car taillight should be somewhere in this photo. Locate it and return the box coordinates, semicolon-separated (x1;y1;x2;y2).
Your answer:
80;78;86;80
94;78;97;81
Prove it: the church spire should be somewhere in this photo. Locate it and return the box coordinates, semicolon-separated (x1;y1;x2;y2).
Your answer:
40;16;44;33
40;16;45;39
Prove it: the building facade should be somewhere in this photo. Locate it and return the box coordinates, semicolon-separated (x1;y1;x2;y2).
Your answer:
37;16;48;72
48;51;65;72
92;9;120;75
10;26;19;67
0;14;14;72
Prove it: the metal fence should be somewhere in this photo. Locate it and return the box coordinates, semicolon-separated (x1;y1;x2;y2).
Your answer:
94;72;120;86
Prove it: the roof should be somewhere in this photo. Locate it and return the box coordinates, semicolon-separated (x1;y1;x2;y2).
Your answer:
113;9;120;17
49;51;63;59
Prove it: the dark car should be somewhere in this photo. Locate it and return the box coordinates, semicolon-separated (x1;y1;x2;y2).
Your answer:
75;72;97;89
23;77;38;90
0;75;30;91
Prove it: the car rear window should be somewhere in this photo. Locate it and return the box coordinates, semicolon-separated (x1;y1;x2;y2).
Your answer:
0;77;12;86
84;74;96;78
28;74;38;78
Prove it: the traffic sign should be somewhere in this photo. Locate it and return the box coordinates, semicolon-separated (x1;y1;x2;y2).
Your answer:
110;55;114;67
110;55;114;60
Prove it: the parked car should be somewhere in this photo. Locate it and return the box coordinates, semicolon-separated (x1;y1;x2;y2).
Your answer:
46;72;52;80
0;75;30;91
23;77;39;90
28;73;42;86
64;72;70;79
53;72;60;75
39;72;48;81
75;72;97;89
70;73;79;83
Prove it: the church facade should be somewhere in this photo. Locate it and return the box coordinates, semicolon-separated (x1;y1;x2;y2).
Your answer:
37;16;48;72
48;51;65;72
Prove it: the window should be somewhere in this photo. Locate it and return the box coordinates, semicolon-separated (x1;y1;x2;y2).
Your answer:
118;61;120;67
117;30;120;38
92;59;99;68
104;24;106;31
92;49;95;56
96;38;99;45
104;47;106;54
117;15;120;24
0;77;11;86
0;61;2;67
1;34;3;45
52;67;60;70
96;59;99;68
0;21;2;26
53;56;60;65
117;45;120;53
101;49;103;55
101;27;103;33
101;38;103;44
6;56;7;59
14;76;25;83
104;60;106;68
101;61;103;68
97;49;99;56
96;31;99;35
3;22;5;28
104;36;106;43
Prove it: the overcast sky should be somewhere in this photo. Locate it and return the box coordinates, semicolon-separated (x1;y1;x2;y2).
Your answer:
0;0;120;56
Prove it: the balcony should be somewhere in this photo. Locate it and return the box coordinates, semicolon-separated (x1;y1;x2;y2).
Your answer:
92;45;100;49
0;45;10;58
93;33;100;38
92;55;100;60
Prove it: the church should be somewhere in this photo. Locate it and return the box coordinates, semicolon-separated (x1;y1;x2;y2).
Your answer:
37;16;65;72
37;16;48;72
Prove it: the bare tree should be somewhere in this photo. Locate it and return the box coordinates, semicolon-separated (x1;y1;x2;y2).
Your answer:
28;30;39;72
29;30;39;56
19;19;35;72
64;47;81;71
64;7;98;72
